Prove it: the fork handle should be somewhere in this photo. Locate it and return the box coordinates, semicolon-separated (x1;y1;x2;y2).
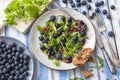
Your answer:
102;48;116;74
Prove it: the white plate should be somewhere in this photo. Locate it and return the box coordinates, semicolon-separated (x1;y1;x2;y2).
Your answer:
30;8;96;70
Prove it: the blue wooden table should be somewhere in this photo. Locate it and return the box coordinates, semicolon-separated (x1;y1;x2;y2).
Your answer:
1;0;120;80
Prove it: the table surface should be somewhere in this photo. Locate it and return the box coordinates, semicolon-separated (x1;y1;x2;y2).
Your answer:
1;0;120;80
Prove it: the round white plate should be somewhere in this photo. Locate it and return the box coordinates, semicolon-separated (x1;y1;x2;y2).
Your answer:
30;8;96;70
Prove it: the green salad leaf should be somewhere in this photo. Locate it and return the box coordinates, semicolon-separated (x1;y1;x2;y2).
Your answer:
54;60;60;67
70;77;85;80
90;56;104;69
4;0;50;26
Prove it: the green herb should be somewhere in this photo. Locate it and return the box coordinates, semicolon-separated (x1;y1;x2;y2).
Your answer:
90;56;104;69
4;0;49;26
70;77;85;80
54;60;60;67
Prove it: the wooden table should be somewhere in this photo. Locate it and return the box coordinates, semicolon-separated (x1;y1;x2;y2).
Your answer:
0;0;120;80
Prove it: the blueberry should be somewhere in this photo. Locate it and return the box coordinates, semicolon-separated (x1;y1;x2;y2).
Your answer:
0;40;5;45
71;3;75;7
50;15;56;21
53;46;59;51
62;0;67;3
61;16;66;21
88;0;92;2
82;1;86;5
14;76;18;80
23;72;29;76
40;31;44;35
73;36;78;41
102;9;107;15
81;31;86;37
8;76;14;80
95;2;100;7
19;75;24;79
1;43;6;48
55;53;62;60
68;17;73;23
92;12;96;16
23;66;29;71
110;5;115;10
69;0;73;3
87;5;91;10
77;2;81;7
23;54;30;60
76;0;80;2
61;37;66;42
15;52;20;57
18;63;23;68
65;56;72;63
72;40;76;44
90;15;94;19
100;1;104;5
59;28;64;33
1;75;5;79
106;14;111;19
53;33;58;38
95;8;100;13
82;11;87;15
39;36;44;41
45;36;49;41
6;45;12;50
12;47;17;52
11;43;16;47
19;54;24;58
55;23;61;29
108;31;114;37
17;46;24;52
11;63;15;68
10;70;15;75
48;46;53;51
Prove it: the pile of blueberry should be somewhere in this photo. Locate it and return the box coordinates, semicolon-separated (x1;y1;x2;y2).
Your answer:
0;40;30;80
62;0;116;20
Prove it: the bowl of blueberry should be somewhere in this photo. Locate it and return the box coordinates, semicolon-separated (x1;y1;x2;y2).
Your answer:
0;36;34;80
30;8;96;70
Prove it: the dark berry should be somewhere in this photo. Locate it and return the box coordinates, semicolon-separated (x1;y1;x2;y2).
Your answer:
69;0;73;3
81;31;86;37
61;37;66;42
90;15;94;19
95;8;100;13
17;46;24;52
82;1;87;5
23;72;29;76
46;36;50;40
40;45;45;50
76;0;80;2
55;23;61;29
50;15;56;21
40;31;44;35
106;14;111;19
11;43;16;47
87;5;91;10
72;40;76;44
62;0;67;3
82;11;87;15
110;5;115;10
39;36;44;41
108;31;114;37
88;0;92;2
95;2;100;7
53;33;58;38
53;46;59;51
92;12;96;16
55;53;62;60
0;40;5;45
71;3;75;8
80;38;86;45
6;45;12;50
68;17;73;23
100;1;104;5
65;56;72;63
48;46;53;51
102;9;107;15
73;36;78;41
77;3;81;7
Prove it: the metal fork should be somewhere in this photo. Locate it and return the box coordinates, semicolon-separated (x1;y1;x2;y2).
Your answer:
97;15;120;67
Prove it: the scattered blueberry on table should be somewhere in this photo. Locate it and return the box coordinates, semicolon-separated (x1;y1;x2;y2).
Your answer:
82;11;87;15
108;31;114;37
0;40;30;80
102;9;107;15
110;5;115;10
106;14;111;19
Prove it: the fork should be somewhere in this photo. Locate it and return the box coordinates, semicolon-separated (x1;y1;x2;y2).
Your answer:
97;15;120;67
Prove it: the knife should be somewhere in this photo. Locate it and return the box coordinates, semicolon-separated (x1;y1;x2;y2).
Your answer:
94;25;116;74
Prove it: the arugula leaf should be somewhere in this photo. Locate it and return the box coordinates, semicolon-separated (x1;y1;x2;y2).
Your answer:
90;56;104;69
37;25;44;31
54;60;60;67
70;77;85;80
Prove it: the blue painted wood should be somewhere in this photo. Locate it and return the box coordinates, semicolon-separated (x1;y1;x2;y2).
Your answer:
59;71;67;80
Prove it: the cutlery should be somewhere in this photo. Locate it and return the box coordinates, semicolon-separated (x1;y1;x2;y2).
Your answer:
52;1;116;74
97;14;120;68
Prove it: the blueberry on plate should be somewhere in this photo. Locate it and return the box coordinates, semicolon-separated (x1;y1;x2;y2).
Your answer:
71;3;75;7
76;2;81;7
81;31;86;37
23;54;30;60
73;36;78;41
55;53;62;60
81;1;87;5
61;37;66;42
40;31;44;35
108;31;114;37
110;5;115;10
102;9;107;15
92;12;96;16
55;23;61;29
46;35;50;40
88;0;92;2
69;0;73;3
76;0;80;2
53;33;58;38
53;46;59;51
106;14;111;19
17;46;24;52
87;5;91;10
62;0;67;3
6;45;12;50
90;15;94;19
65;56;72;63
82;11;87;15
95;2;100;7
50;15;56;21
39;36;44;41
48;46;53;51
0;40;5;45
72;40;76;44
100;1;104;5
95;8;100;13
